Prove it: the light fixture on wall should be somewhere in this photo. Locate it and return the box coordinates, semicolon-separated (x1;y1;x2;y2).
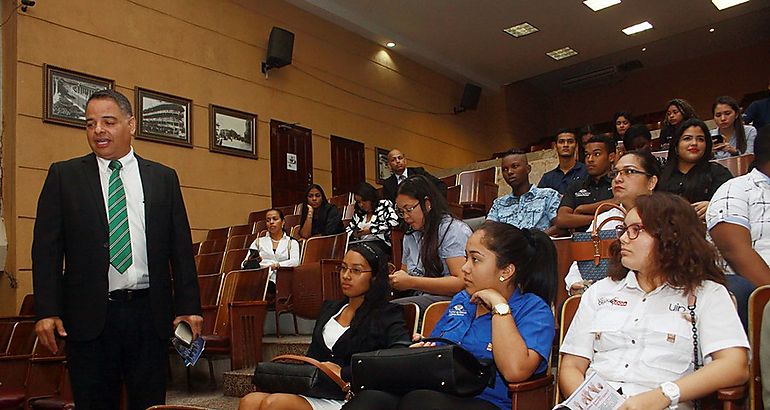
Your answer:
21;0;35;12
386;42;396;48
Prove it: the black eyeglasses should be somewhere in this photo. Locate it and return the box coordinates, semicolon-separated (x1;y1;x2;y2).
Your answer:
608;168;652;180
615;223;646;240
396;202;421;218
340;265;372;276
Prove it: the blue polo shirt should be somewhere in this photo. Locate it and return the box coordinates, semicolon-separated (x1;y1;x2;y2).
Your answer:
538;161;588;194
430;289;554;410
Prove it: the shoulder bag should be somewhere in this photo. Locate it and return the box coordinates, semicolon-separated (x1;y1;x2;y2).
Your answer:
252;354;349;400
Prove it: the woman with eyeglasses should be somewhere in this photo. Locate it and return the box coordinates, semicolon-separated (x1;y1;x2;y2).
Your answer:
389;174;472;312
658;118;733;220
345;182;399;250
711;95;757;159
240;243;410;410
559;192;749;410
343;221;556;410
565;150;660;295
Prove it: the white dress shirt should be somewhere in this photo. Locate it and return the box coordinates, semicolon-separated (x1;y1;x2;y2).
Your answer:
95;148;149;291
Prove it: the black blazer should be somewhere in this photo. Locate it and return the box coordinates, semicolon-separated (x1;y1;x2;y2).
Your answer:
381;167;448;202
32;153;201;341
305;300;410;381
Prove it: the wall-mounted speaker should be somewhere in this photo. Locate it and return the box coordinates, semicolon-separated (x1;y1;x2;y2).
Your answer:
454;83;481;113
262;27;295;74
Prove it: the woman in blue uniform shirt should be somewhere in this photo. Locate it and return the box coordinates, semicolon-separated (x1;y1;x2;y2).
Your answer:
344;221;555;410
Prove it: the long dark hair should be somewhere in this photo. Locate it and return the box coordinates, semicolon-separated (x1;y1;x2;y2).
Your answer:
397;174;452;277
660;118;716;202
713;95;747;154
353;182;380;216
619;150;662;179
476;221;556;304
300;183;329;222
608;193;725;294
664;98;698;127
612;111;634;140
346;243;391;328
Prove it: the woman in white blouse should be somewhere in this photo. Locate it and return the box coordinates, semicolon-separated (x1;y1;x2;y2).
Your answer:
559;192;749;409
242;208;300;284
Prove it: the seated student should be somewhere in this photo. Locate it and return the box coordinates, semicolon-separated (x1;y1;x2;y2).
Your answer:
711;95;758;159
743;81;770;130
298;184;344;239
623;124;666;168
612;111;633;143
659;98;698;146
389;175;472;312
565;150;660;295
239;243;410;410
577;125;596;163
658;118;733;220
487;149;560;235
344;221;555;410
381;149;447;203
346;182;399;249
242;208;301;284
539;129;588;194
555;135;616;233
707;125;770;329
559;192;749;409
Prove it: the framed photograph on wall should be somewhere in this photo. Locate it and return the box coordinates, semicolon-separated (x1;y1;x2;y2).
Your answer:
209;105;257;159
135;88;193;148
43;64;114;128
375;147;392;184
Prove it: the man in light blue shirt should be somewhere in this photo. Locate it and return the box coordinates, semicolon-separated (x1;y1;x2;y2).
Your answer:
487;149;561;235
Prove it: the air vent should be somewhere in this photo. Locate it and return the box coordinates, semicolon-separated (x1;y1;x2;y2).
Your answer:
560;66;618;89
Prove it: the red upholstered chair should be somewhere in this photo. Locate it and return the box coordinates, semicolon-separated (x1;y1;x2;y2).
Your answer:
0;338;66;410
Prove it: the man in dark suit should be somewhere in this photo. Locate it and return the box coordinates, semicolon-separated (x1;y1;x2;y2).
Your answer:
381;149;448;202
32;90;202;410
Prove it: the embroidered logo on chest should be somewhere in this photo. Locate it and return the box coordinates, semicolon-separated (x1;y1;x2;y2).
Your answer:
597;297;628;307
575;189;591;197
448;305;467;317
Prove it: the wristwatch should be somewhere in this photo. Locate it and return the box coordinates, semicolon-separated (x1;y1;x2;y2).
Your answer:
492;303;511;316
660;381;680;409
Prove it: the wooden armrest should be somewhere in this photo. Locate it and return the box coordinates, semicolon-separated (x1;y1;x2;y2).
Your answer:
717;384;747;401
507;374;553;392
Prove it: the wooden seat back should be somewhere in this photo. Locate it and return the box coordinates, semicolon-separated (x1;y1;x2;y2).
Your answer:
6;321;37;355
199;238;226;254
212;268;270;336
342;203;356;221
457;167;496;204
420;301;450;336
276;205;296;217
447;185;460;204
195;252;224;276
248;210;268;226
291;260;345;319
229;224;252;237
555;295;582;404
253;220;267;234
206;227;229;240
552;236;573;312
713;153;755;177
192;242;201;255
221;248;249;274
402;303;420;335
283;214;302;232
329;193;352;213
19;294;34;316
390;228;405;267
197;273;223;307
225;234;249;252
440;174;457;187
301;232;348;264
749;285;770;410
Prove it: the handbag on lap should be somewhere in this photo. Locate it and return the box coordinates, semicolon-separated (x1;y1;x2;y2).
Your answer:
571;203;625;283
252;354;349;400
350;337;494;397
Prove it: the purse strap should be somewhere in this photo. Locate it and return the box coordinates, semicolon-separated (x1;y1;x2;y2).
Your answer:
271;354;349;391
589;203;625;265
687;293;701;410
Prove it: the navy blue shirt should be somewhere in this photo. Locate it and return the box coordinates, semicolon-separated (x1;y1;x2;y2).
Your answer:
430;289;554;410
744;97;770;130
538;161;588;194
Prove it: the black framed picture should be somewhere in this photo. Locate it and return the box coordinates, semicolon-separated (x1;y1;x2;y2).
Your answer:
376;147;392;184
43;64;114;128
135;88;193;148
209;105;257;159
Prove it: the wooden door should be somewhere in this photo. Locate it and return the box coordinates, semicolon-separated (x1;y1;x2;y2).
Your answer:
330;135;365;196
270;120;313;207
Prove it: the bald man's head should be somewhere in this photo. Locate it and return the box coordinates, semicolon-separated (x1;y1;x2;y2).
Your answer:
388;149;407;174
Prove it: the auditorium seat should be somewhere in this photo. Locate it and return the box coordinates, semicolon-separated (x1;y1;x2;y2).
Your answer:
420;301;449;336
206;227;229;240
0;338;66;410
220;248;249;275
440;174;457;188
283;214;302;233
198;238;226;254
390;228;405;268
300;232;348;264
192;242;201;255
252;220;267;235
275;205;296;217
713;153;754;177
195;252;224;276
28;367;73;410
224;234;249;252
248;210;268;226
329;193;352;213
3;321;36;356
228;224;252;237
445;185;464;219
550;236;573;318
290;260;345;320
402;303;419;335
456;167;499;219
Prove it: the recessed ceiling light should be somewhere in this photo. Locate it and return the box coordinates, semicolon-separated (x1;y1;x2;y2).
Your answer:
503;22;539;38
622;21;653;35
546;47;578;61
385;42;396;48
583;0;621;11
712;0;750;10
641;47;647;52
709;28;716;32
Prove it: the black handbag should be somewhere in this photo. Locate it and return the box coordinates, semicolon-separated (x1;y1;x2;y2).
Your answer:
253;354;349;400
350;337;495;397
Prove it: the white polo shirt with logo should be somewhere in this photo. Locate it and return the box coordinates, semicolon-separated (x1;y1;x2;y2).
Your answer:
560;272;749;407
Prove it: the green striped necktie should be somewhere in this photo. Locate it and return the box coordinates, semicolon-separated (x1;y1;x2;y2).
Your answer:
108;160;132;274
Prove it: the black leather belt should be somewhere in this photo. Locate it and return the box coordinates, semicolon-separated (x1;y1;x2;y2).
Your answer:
108;288;150;302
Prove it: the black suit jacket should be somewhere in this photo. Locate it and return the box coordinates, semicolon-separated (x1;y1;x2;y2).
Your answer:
381;167;448;202
305;300;410;381
32;153;201;341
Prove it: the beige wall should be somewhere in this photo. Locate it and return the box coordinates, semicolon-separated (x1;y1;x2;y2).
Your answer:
0;0;509;314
